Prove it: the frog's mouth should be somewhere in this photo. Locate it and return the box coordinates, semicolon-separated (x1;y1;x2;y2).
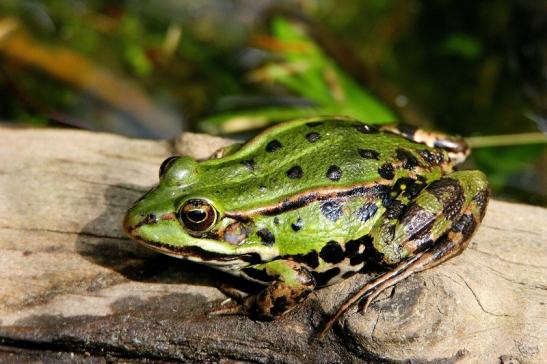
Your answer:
124;212;275;268
134;238;263;266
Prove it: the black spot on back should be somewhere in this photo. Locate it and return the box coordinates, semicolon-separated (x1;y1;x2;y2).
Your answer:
266;140;282;152
404;182;425;200
392;177;425;200
326;165;342;181
286;166;304;179
312;267;341;286
320;201;343;222
319;241;345;264
396;148;420;170
305;132;321;143
241;159;255;171
378;163;395;180
257;228;275;246
357;203;378;222
273;217;280;225
291;217;303;231
354;124;377;134
358;148;380;160
418;149;445;165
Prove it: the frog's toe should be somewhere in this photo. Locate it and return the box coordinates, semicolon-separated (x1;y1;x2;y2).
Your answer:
357;291;378;313
207;302;246;317
217;283;249;304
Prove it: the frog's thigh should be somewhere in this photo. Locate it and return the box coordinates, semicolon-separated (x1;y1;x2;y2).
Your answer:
372;170;489;265
319;171;489;337
355;171;489;308
409;170;489;267
243;260;316;319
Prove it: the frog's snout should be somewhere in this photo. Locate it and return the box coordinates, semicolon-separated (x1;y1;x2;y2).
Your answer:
123;203;159;235
122;208;141;236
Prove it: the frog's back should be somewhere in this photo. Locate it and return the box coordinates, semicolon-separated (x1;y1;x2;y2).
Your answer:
197;118;451;213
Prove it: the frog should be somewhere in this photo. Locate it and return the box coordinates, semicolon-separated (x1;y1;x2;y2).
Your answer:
123;116;489;337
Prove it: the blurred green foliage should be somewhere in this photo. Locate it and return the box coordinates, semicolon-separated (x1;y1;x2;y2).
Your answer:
199;17;396;134
0;0;545;205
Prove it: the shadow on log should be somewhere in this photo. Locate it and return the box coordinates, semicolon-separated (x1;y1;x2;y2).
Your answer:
0;126;545;363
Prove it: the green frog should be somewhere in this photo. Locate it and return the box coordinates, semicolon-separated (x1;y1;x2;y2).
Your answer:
123;116;489;337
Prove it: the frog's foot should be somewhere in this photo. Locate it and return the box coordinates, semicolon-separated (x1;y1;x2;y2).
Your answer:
208;301;247;317
318;170;489;339
354;200;486;313
210;260;316;321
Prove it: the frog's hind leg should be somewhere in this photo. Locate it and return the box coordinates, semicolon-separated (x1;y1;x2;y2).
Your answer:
216;283;251;304
319;170;489;338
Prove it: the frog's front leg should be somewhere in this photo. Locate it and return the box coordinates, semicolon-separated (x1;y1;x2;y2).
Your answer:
319;170;489;337
212;260;316;320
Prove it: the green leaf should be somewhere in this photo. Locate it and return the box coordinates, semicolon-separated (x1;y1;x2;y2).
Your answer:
441;34;483;60
199;107;315;134
268;17;396;123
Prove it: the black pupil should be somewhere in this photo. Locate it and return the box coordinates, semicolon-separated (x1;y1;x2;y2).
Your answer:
187;209;206;223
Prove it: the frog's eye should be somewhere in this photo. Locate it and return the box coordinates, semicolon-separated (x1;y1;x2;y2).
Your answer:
159;156;179;178
178;199;218;236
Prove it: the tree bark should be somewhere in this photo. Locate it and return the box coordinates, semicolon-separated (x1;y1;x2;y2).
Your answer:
0;126;545;363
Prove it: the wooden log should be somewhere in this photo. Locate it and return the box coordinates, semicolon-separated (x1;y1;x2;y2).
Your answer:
0;126;545;363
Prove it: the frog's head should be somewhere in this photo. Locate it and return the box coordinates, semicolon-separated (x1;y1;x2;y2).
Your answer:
123;156;276;269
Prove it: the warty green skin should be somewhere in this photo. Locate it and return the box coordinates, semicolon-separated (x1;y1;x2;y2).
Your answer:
124;116;489;327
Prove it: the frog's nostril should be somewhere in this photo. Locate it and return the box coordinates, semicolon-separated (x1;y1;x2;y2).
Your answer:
145;213;158;224
123;211;159;235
